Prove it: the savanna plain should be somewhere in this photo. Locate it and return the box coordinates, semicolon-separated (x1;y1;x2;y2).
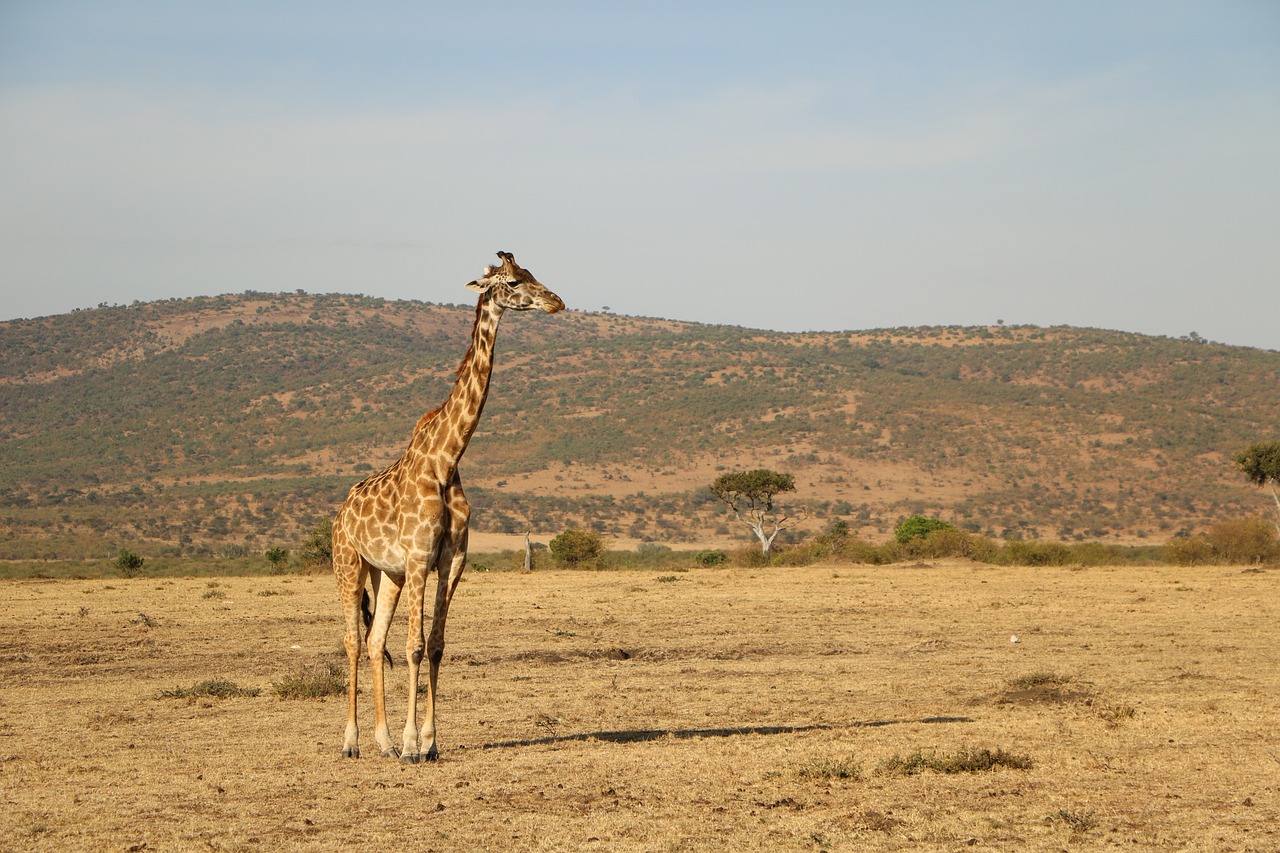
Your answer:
1;561;1276;852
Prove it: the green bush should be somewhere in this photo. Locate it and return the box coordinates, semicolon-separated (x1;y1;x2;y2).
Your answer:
265;546;290;572
694;549;727;567
894;515;956;544
549;528;606;567
299;518;332;568
115;549;146;577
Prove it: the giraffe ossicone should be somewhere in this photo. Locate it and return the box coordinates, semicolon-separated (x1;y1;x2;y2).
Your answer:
331;251;564;761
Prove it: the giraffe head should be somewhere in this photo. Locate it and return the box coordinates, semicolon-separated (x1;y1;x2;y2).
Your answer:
465;251;565;314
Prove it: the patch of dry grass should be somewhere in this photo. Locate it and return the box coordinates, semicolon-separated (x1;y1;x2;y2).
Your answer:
156;678;261;699
271;661;347;699
794;756;862;781
877;746;1033;775
0;564;1277;851
1007;671;1072;689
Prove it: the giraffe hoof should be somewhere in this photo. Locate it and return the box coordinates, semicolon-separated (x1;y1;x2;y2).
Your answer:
381;747;401;759
424;746;439;762
341;747;361;759
399;752;420;764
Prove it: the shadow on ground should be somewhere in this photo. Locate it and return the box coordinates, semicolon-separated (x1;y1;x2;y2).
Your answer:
475;716;974;750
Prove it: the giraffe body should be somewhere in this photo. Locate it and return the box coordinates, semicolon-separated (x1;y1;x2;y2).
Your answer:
332;252;563;761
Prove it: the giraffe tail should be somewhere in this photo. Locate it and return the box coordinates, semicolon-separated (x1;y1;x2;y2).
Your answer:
360;588;394;669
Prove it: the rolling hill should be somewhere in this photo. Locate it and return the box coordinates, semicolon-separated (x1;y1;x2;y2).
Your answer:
1;292;1277;559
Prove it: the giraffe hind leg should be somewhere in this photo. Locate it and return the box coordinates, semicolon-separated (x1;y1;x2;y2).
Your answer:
333;527;368;759
340;581;365;759
421;483;470;762
398;546;439;764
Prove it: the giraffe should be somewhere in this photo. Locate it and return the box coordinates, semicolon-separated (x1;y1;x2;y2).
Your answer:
331;251;564;762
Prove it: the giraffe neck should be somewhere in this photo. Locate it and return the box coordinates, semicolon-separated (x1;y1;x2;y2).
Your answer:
409;294;504;470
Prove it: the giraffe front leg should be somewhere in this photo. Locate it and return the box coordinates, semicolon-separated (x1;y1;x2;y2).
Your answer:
400;637;424;763
367;570;404;758
399;555;431;763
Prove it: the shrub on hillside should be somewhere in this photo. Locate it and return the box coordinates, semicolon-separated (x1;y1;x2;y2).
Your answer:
729;545;772;568
1064;540;1132;566
714;526;1166;570
830;536;887;564
894;515;956;544
1162;518;1275;565
994;539;1073;567
1164;535;1214;566
694;549;727;567
115;549;146;578
549;528;606;567
768;542;826;567
1207;516;1276;564
636;542;672;556
299;518;333;570
914;528;998;561
265;546;290;573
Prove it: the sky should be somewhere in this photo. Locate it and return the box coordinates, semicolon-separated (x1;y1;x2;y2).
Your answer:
1;1;1277;349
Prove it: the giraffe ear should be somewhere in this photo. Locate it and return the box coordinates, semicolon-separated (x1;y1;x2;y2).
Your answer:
465;280;489;293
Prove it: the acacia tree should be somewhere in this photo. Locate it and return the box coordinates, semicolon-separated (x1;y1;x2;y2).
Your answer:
1234;442;1280;535
709;469;799;553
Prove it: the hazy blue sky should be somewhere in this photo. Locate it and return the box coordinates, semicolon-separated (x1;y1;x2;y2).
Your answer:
2;2;1277;348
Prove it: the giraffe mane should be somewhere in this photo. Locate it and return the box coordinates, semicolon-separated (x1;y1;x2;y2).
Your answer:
454;296;488;380
413;406;442;433
409;293;490;437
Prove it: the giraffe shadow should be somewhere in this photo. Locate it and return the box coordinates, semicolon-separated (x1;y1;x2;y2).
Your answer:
854;715;975;728
476;716;973;750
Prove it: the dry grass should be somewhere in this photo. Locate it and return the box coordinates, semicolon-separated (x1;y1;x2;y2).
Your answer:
156;678;262;700
876;746;1034;776
270;661;348;700
1;563;1277;851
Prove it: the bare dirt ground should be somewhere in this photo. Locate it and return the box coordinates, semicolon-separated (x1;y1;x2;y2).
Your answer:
1;562;1277;852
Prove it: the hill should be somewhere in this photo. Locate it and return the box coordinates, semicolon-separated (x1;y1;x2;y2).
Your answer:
1;292;1277;559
